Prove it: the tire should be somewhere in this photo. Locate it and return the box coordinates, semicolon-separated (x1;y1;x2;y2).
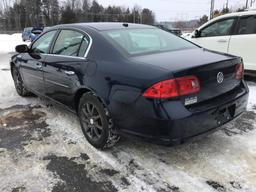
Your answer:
12;67;31;97
78;93;120;149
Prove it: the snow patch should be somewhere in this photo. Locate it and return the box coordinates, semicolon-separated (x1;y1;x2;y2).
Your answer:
0;33;30;54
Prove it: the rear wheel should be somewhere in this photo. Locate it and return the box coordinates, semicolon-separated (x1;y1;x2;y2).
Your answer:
78;93;120;149
12;67;31;97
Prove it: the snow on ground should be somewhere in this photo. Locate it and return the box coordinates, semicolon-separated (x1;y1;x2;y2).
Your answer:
247;81;256;111
0;37;256;192
0;33;30;54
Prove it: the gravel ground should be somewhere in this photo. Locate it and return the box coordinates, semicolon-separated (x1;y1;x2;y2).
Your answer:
0;52;256;192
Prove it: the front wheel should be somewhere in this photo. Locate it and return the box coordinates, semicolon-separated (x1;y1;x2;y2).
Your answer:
12;67;31;97
78;93;120;149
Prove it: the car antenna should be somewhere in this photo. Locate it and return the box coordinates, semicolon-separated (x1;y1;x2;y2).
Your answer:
123;23;129;27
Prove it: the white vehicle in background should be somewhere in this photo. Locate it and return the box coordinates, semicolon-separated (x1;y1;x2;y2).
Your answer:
186;10;256;75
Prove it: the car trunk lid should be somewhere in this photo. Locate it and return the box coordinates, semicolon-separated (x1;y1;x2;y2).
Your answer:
132;48;242;104
175;59;241;105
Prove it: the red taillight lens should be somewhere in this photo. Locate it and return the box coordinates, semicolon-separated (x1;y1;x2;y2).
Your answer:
235;63;244;80
143;76;200;99
176;76;200;96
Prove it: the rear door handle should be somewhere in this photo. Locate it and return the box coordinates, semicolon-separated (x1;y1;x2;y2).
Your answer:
64;70;75;75
217;39;227;43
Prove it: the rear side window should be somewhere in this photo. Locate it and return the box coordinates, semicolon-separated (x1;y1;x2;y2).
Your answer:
53;30;89;57
237;16;256;35
200;18;235;37
78;37;90;57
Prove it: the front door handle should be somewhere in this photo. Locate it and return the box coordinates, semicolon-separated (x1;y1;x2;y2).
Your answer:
217;39;227;43
64;70;75;75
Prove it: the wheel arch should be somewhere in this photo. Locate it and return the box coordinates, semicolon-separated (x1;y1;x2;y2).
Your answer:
10;62;16;77
74;88;108;113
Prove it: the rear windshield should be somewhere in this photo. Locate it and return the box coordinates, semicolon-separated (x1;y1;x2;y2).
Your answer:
103;28;197;56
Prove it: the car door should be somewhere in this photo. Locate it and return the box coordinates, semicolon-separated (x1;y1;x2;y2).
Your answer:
19;30;57;95
43;29;91;108
191;17;236;53
228;15;256;71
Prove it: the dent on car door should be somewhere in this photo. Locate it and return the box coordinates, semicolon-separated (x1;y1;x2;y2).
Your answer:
192;18;236;53
44;29;91;108
228;15;256;71
19;30;57;95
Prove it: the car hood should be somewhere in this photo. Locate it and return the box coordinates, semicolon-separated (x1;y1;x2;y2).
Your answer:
131;48;236;72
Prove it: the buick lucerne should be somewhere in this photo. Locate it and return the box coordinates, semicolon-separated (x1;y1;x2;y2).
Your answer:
11;23;249;148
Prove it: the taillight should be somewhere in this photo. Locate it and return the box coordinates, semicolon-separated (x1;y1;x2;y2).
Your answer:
235;63;244;80
143;76;200;99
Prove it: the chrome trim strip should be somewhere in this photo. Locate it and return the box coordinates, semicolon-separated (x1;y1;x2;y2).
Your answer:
45;79;69;88
26;73;44;81
43;53;86;60
84;32;93;58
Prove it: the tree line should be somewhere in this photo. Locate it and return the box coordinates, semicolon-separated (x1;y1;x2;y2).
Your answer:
198;6;247;26
0;0;155;31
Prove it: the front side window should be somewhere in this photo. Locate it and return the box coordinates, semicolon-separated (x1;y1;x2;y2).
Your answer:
103;28;196;56
200;18;235;37
53;30;88;57
237;16;256;35
31;30;56;54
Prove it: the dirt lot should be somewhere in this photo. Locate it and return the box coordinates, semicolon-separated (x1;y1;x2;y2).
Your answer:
0;53;256;192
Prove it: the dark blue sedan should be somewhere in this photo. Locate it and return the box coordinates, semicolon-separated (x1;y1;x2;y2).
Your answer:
22;27;43;42
22;27;33;41
12;23;249;149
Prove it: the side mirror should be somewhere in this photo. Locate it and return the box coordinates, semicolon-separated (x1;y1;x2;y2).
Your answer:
15;44;29;53
193;29;201;38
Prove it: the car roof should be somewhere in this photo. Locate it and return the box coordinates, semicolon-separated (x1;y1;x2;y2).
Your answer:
198;10;256;30
54;22;155;31
215;10;256;19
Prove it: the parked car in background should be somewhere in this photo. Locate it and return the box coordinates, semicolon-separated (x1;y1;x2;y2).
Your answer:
154;24;182;36
29;28;43;42
181;32;192;38
12;23;248;149
186;10;256;75
22;27;44;42
43;27;51;32
22;27;33;41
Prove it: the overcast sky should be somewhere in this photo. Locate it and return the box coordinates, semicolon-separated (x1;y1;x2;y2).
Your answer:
96;0;252;21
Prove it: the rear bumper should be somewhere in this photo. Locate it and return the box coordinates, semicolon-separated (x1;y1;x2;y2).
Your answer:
164;92;248;145
111;81;249;145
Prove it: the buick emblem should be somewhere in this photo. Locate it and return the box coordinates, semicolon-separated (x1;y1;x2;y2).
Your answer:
217;72;224;84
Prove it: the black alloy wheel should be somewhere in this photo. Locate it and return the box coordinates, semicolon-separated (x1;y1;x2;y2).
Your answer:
81;102;103;141
12;67;31;97
78;93;120;149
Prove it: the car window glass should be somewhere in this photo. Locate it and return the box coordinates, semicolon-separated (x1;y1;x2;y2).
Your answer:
78;36;89;57
237;16;256;35
31;30;56;54
103;28;196;56
200;18;235;37
53;30;84;57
